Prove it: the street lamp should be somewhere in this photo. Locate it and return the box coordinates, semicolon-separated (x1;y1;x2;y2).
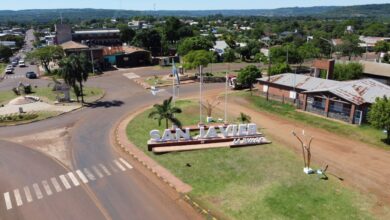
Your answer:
320;37;334;59
259;39;272;101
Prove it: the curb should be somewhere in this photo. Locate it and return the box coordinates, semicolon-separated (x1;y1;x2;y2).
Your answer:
113;107;218;220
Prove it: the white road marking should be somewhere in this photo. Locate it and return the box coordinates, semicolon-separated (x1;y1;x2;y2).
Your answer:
59;175;72;190
123;72;140;79
99;164;111;176
23;186;33;203
114;160;126;171
13;189;23;206
32;183;43;200
109;164;118;173
42;180;52;196
67;172;80;186
92;166;104;178
76;170;88;184
83;168;96;181
119;158;133;169
4;192;12;210
51;177;62;192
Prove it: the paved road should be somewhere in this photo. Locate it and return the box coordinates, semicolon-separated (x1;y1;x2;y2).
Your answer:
0;55;225;219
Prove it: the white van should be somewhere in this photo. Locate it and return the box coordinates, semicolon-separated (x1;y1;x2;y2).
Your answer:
18;60;26;67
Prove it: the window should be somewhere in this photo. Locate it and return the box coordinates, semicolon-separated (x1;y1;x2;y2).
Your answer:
289;91;297;99
263;85;268;92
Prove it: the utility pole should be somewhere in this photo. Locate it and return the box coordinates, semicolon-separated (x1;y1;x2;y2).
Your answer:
90;49;95;75
199;65;203;125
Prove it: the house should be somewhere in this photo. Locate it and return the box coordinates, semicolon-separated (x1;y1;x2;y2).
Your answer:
257;73;390;124
359;36;390;51
103;46;151;68
359;61;390;85
60;41;105;70
0;41;16;48
212;40;229;56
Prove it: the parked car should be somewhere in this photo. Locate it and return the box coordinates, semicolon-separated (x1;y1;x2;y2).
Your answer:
18;60;26;67
5;68;13;74
6;65;14;70
25;71;37;79
12;60;18;67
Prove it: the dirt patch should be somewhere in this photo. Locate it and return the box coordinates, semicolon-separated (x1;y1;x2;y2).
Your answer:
7;128;73;168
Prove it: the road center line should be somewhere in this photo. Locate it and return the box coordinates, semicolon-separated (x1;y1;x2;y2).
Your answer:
59;175;72;190
76;170;89;184
67;172;80;186
51;177;62;192
4;192;12;210
23;186;33;203
114;160;126;171
32;183;43;200
13;189;23;207
119;158;133;169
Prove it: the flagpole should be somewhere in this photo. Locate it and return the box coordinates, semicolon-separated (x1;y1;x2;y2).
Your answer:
199;65;203;125
224;70;228;124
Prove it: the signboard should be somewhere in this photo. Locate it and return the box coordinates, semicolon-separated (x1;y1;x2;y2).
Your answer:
148;123;271;151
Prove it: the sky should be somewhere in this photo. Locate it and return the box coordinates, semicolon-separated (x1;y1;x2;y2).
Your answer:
0;0;389;10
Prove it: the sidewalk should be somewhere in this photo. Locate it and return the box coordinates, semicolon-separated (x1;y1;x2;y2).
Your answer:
115;107;192;193
0;101;81;115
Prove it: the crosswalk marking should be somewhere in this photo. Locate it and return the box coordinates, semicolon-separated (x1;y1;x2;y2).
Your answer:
76;170;88;184
114;160;126;171
42;180;53;196
59;175;72;190
119;158;134;169
109;164;118;173
51;177;62;193
99;164;111;176
67;172;80;186
83;168;96;181
3;158;134;211
123;72;140;79
32;183;43;200
92;166;104;178
23;186;33;203
13;189;23;206
4;75;24;79
4;192;12;210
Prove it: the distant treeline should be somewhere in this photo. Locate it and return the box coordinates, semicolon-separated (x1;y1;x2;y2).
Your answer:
0;4;390;24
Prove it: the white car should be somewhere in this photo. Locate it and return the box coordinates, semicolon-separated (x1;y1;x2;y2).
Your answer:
18;60;26;67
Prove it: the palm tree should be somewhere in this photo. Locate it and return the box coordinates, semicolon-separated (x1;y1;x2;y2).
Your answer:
148;97;182;129
59;54;90;103
238;112;251;123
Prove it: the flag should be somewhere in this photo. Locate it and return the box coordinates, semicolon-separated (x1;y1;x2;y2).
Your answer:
172;60;180;85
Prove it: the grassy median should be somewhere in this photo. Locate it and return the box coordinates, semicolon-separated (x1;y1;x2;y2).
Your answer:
127;100;380;220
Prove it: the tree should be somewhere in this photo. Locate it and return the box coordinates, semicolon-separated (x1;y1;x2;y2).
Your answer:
269;63;292;76
59;54;91;103
238;112;251;123
223;49;236;62
368;96;390;144
183;50;216;70
26;46;64;74
337;34;363;61
374;41;389;62
298;43;320;62
237;65;262;95
177;36;214;56
148;96;182;129
333;62;363;81
132;29;162;56
0;45;13;62
164;17;182;43
117;24;135;44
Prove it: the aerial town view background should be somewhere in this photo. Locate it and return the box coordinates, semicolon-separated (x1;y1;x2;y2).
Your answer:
0;0;390;219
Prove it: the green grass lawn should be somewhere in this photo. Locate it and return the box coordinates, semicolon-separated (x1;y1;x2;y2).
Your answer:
0;86;104;104
237;92;389;149
127;100;381;220
144;76;172;86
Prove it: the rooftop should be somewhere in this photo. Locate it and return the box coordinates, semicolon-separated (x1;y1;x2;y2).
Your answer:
360;61;390;78
74;29;120;35
60;41;89;50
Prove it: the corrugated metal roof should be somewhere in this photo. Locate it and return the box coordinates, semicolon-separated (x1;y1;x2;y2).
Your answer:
305;79;390;105
258;73;390;105
258;73;341;91
360;61;390;78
